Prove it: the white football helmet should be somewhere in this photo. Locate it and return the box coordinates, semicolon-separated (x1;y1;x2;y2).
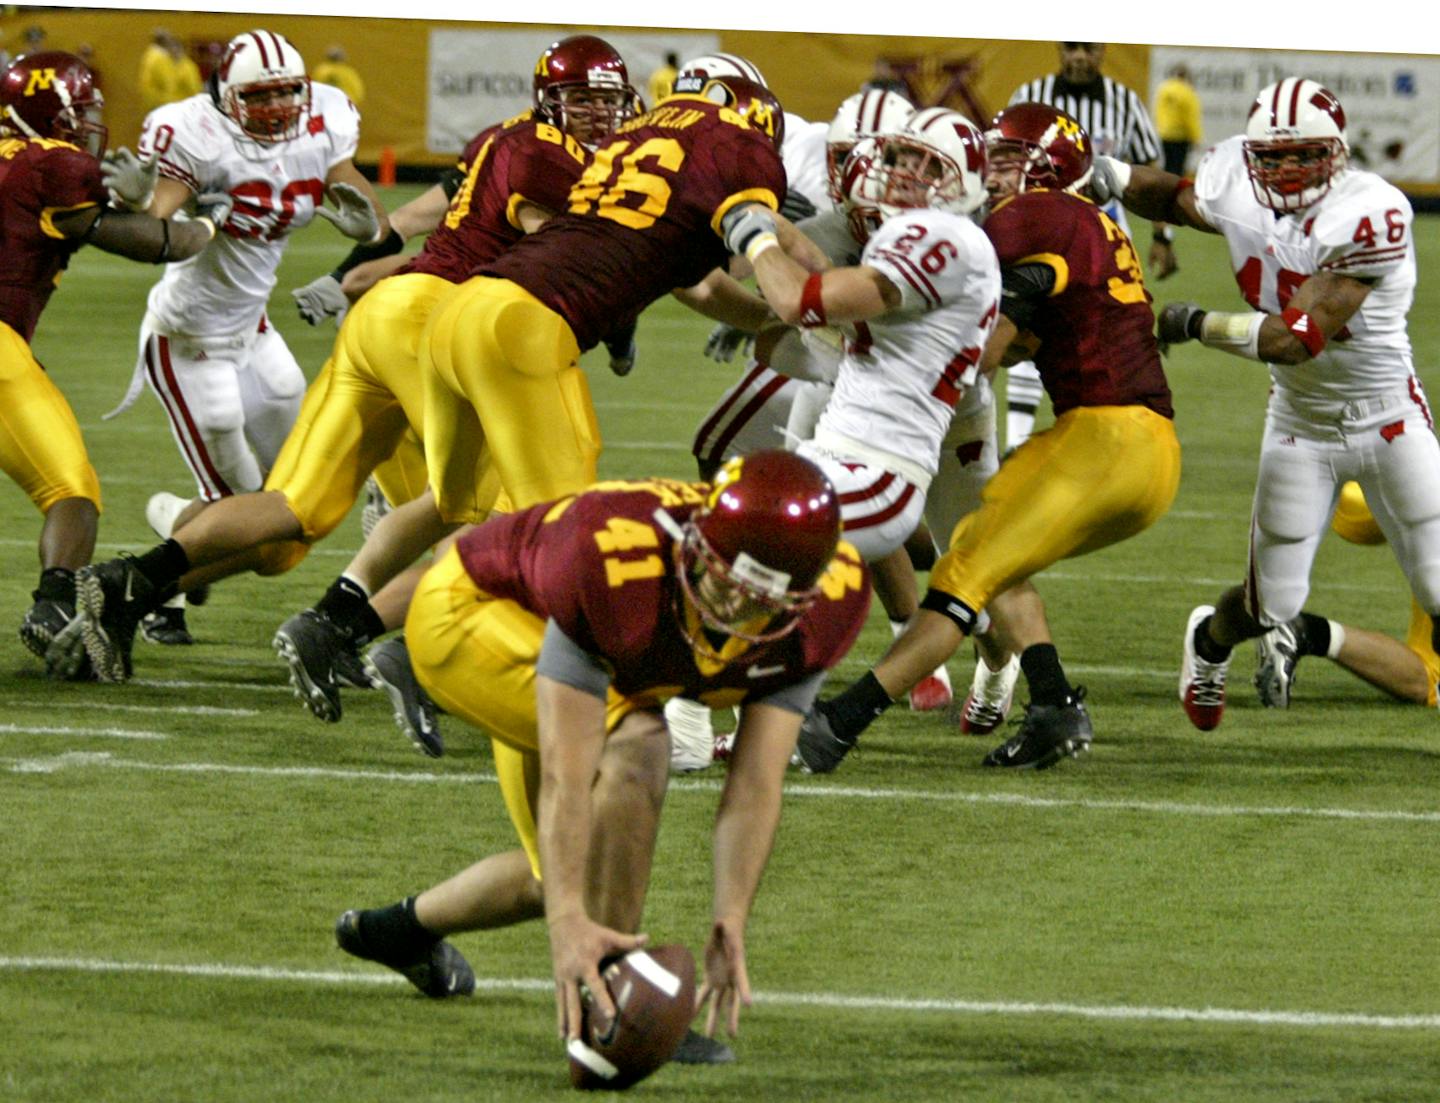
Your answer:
825;89;914;203
1243;77;1349;213
215;30;309;143
673;53;767;96
847;107;988;228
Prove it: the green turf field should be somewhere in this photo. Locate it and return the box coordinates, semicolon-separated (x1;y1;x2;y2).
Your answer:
3;188;1440;1101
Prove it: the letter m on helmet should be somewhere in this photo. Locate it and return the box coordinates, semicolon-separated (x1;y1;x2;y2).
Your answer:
24;69;56;96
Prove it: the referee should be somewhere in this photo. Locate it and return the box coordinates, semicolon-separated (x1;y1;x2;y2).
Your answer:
1001;41;1177;450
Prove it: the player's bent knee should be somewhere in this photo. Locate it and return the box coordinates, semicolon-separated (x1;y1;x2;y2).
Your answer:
251;539;309;577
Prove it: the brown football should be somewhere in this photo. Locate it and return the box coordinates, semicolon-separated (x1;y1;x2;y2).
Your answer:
567;944;697;1091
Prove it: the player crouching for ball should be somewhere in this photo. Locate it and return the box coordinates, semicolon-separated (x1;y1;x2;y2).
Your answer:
334;451;870;1072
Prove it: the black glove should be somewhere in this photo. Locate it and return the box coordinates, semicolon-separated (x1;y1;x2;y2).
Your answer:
1157;301;1206;352
780;188;818;223
604;322;637;377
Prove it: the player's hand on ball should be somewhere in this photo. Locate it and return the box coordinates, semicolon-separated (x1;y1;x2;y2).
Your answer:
695;918;751;1038
549;912;647;1041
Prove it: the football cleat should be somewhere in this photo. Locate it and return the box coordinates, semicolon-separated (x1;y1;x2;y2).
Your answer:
713;729;735;763
75;556;159;683
665;696;716;773
981;687;1091;770
21;598;94;680
140;605;195;646
273;608;356;723
960;653;1021;735
1254;617;1308;709
671;1029;736;1065
334;909;475;998
792;701;857;774
908;664;954;712
364;636;444;758
1180;604;1229;731
333;646;376;690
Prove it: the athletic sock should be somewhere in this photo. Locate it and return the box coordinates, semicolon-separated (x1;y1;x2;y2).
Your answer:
358;896;436;963
823;671;894;743
1020;643;1073;707
316;576;385;644
1193;616;1232;664
34;566;76;605
132;538;191;591
1296;612;1332;657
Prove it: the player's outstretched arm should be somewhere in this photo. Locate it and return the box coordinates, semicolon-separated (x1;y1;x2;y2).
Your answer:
52;202;225;264
1092;156;1214;234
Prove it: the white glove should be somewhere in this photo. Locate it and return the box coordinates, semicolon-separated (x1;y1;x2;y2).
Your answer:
704;323;756;364
720;203;778;258
191;192;235;237
314;181;381;243
101;147;159;211
291;274;349;326
1088;155;1133;206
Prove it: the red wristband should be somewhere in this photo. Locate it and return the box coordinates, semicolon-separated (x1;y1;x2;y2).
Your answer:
1281;307;1327;358
798;272;827;328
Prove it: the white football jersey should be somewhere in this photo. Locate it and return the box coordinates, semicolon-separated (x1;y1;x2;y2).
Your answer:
816;207;1001;478
1194;136;1416;402
139;83;361;337
781;113;832;212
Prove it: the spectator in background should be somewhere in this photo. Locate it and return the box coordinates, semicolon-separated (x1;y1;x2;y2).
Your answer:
1154;63;1202;175
647;50;678;106
138;28;201;112
313;44;365;107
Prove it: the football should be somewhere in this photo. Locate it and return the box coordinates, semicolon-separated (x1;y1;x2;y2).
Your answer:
567;943;697;1091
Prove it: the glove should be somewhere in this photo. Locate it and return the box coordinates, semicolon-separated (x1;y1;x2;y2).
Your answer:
704;323;756;364
1087;154;1132;206
314;181;381;243
779;188;818;223
604;322;637;377
101;147;159;211
720;203;778;258
291;274;349;326
191;191;235;235
1156;301;1205;353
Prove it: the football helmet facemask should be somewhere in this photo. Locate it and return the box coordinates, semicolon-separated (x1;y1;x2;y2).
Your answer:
846;107;987;227
215;30;310;143
984;102;1093;196
1243;78;1348;213
533;35;640;148
0;50;106;156
826;88;915;204
676;450;840;659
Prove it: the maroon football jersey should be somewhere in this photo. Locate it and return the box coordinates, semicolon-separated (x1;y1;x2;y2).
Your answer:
985;190;1173;418
402;111;589;283
473;95;787;351
0;136;106;342
455;478;870;707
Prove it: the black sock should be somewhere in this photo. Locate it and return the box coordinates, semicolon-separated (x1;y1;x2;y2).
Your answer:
34;566;76;605
316;577;385;644
1193;616;1232;664
1020;643;1073;707
133;539;191;591
823;671;894;743
1296;613;1331;656
359;896;436;964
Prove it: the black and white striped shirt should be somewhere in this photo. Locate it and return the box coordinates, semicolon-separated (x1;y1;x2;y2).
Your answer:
1007;75;1161;166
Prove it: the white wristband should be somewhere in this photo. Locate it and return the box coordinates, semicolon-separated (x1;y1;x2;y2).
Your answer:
194;216;217;241
745;232;779;263
1199;310;1266;361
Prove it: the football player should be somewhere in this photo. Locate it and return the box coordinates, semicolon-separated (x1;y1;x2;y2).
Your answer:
99;29;389;645
65;36;634;688
330;452;870;1053
0;51;229;674
1089;78;1440;732
795;103;1181;772
1251;482;1439;710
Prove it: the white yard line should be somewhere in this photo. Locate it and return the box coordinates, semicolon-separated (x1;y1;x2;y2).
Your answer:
6;751;1440;824
0;954;1434;1030
0;724;165;741
11;700;260;718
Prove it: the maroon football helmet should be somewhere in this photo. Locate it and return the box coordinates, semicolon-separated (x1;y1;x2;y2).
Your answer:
693;75;785;151
533;35;640;147
677;450;840;657
0;51;106;156
985;102;1093;194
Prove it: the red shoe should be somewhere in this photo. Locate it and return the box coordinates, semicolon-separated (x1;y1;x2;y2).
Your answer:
1180;604;1229;731
909;666;953;711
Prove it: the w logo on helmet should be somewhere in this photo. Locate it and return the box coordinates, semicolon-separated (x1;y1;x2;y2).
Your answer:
24;69;56;96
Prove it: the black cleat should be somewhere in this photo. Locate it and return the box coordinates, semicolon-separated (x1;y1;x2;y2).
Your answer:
273;609;355;723
141;605;195;646
20;598;94;680
75;556;158;683
791;701;856;775
365;636;443;758
334;908;475;998
333;645;376;690
672;1029;736;1065
982;687;1092;770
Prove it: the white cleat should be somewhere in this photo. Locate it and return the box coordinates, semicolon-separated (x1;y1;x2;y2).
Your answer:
959;653;1020;735
1180;604;1229;731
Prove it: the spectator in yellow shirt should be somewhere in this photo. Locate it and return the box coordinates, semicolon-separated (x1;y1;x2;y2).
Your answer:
1153;63;1203;175
647;51;678;107
313;45;365;107
138;29;201;112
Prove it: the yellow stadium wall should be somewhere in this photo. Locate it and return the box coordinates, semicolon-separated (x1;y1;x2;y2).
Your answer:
0;10;1146;165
